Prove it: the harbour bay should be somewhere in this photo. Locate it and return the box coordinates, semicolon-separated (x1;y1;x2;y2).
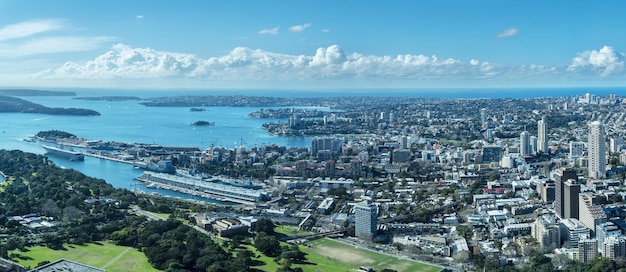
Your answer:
0;91;312;202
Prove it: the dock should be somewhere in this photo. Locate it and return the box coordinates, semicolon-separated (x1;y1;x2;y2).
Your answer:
83;151;135;165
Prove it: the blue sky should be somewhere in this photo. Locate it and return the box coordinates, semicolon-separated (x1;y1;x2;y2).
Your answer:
1;0;626;89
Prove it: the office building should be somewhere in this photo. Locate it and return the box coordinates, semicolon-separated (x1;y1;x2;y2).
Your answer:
311;136;342;158
536;180;555;204
578;236;599;262
578;193;607;236
597;222;622;255
588;121;606;179
554;168;579;219
482;146;503;164
569;141;585;159
602;236;626;261
520;131;531;156
533;213;560;250
610;137;624;153
538;118;549;153
355;201;377;241
560;218;590;248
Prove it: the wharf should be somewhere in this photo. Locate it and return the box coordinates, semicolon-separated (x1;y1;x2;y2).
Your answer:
83;151;135;165
135;176;255;206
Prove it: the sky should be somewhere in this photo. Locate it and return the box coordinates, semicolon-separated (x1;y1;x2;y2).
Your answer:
1;0;626;90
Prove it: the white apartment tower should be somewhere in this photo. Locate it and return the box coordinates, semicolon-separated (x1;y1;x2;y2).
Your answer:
480;108;488;129
520;131;531;156
355;201;377;241
588;121;606;179
538;118;549;153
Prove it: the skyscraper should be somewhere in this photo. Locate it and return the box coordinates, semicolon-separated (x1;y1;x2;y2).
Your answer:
554;168;578;219
355;200;377;241
480;108;488;129
588;121;606;179
520;131;531;156
538;118;549;153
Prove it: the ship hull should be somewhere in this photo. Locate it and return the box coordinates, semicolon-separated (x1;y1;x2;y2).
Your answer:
42;145;85;161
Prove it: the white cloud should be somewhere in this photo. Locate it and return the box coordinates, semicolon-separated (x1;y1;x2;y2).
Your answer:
289;23;311;32
321;29;330;33
0;36;114;58
567;45;625;77
0;19;64;42
30;43;626;85
31;43;555;82
0;19;114;59
136;15;144;19
258;27;279;35
496;28;518;38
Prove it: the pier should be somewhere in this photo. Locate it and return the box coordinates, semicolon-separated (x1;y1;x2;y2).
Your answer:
83;151;135;165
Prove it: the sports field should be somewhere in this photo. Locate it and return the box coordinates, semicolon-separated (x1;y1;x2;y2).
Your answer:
301;238;442;272
9;241;157;272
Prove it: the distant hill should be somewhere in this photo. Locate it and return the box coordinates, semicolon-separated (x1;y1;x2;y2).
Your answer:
0;96;100;115
0;89;76;96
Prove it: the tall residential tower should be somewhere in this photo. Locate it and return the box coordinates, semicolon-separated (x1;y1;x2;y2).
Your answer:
538;118;549;153
588;121;606;179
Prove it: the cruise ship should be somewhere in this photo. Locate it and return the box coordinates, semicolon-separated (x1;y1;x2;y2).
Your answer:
42;145;85;161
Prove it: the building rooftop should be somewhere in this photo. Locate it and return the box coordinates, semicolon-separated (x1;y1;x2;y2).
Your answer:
29;259;105;272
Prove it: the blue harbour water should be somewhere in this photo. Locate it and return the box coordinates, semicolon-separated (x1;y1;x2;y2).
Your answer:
0;87;623;202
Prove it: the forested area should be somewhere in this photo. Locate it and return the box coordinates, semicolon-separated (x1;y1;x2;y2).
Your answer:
0;150;136;216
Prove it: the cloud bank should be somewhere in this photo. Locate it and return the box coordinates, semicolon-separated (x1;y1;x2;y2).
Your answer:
496;28;518;38
0;19;113;58
29;44;626;86
258;27;279;35
289;23;311;32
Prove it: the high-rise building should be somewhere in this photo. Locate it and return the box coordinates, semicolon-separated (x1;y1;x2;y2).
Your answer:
569;141;585;159
482;146;503;163
538;118;549;153
311;136;342;157
520;131;531;156
355;200;377;241
597;222;621;255
536;180;555;204
602;236;626;261
578;193;607;236
480;108;488;129
560;218;590;248
530;136;538;154
554;168;579;219
578;236;599;262
610;137;624;153
588;121;606;179
533;213;560;250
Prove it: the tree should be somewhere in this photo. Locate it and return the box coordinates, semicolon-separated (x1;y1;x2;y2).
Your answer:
252;218;276;235
254;232;281;257
280;244;306;263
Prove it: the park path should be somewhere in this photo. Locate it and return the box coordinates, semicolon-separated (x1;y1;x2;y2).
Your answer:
101;246;132;269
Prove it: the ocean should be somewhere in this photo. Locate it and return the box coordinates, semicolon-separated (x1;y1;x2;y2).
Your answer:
0;87;621;202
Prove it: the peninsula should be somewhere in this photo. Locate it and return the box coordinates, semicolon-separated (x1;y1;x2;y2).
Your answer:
0;89;76;96
0;96;100;116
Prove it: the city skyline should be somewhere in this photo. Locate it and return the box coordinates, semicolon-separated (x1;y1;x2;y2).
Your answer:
1;0;626;89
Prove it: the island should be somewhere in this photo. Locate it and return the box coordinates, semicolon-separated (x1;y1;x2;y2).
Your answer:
190;120;215;126
0;96;100;116
189;107;207;112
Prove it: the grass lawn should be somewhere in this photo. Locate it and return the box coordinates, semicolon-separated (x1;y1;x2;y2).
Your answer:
245;237;439;272
9;241;158;271
274;224;312;237
302;238;442;272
